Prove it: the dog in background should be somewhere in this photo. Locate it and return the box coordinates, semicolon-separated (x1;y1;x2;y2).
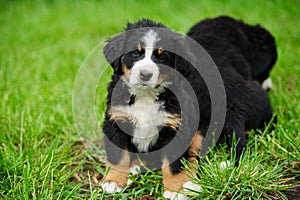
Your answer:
101;16;277;199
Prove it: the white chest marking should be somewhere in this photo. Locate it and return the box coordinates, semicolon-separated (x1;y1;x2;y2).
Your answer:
112;88;169;152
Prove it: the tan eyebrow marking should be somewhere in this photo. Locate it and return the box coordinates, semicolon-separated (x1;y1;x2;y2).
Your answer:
137;43;142;52
158;47;164;55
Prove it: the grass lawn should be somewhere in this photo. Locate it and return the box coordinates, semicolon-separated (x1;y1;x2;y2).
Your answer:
0;0;299;199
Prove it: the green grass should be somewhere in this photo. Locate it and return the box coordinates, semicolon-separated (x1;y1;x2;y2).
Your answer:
0;0;299;199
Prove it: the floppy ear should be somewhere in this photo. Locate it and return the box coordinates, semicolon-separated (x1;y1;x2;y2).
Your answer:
103;34;126;75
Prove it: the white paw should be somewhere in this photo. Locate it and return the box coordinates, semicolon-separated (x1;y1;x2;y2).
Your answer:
183;181;203;193
220;160;231;170
126;179;133;186
127;165;141;185
129;165;140;176
163;191;187;200
101;182;123;194
262;77;273;91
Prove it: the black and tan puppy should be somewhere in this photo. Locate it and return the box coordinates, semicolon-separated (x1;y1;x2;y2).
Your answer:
101;16;276;199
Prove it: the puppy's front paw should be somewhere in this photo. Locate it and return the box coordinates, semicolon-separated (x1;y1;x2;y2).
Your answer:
183;181;203;193
101;181;123;194
127;165;141;186
163;191;187;200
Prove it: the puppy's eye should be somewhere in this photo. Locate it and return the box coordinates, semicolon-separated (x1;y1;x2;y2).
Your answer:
157;53;167;60
131;50;142;57
156;52;168;61
155;48;168;61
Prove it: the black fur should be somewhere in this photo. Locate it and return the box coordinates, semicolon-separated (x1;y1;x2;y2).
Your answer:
187;16;277;83
103;16;276;174
125;18;167;30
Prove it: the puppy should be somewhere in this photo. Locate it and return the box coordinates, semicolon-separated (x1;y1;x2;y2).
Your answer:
101;16;276;199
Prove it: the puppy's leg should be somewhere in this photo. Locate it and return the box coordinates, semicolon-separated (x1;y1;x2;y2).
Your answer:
126;159;145;186
162;131;203;199
162;157;195;200
101;150;130;194
162;157;203;200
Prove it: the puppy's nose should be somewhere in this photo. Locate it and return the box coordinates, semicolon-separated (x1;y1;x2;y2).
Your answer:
139;69;153;81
